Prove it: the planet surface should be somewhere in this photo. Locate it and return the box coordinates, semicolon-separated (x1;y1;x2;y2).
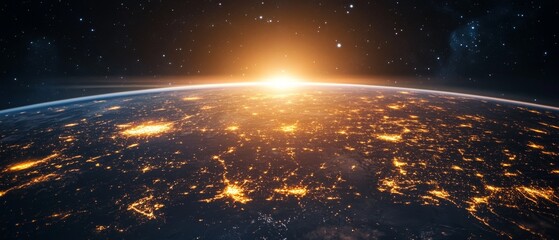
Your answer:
0;83;558;239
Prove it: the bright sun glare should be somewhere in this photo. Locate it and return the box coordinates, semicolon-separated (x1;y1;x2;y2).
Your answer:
263;75;303;89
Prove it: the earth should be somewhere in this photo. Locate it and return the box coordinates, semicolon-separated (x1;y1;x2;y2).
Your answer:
0;83;558;239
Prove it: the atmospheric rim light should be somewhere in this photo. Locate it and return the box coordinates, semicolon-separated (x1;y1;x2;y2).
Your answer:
2;81;559;114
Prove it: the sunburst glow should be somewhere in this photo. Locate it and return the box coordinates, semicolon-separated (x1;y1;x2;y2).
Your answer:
263;75;303;89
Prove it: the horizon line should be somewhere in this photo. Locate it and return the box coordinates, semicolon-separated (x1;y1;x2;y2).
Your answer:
1;81;558;114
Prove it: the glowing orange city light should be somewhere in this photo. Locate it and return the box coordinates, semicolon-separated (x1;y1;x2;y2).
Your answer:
121;122;173;137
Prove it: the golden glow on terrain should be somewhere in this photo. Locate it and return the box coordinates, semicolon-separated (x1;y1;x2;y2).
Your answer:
377;134;402;142
200;153;253;204
429;189;450;200
274;186;308;197
280;124;297;133
222;184;252;204
527;142;545;149
516;186;557;204
9;161;41;171
0;174;59;198
121;122;173;137
225;125;239;131
127;195;165;220
7;154;59;172
201;182;252;204
183;96;202;101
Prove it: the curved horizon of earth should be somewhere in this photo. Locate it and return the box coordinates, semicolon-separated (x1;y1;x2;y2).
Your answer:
2;82;558;114
0;83;558;239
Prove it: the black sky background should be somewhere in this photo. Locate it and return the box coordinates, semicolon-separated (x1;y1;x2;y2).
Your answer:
1;0;558;110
